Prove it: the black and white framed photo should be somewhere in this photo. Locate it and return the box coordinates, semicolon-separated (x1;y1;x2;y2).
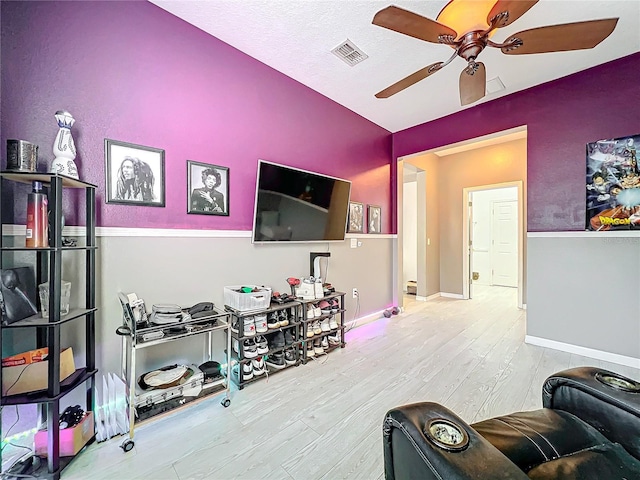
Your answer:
348;201;364;233
187;160;229;215
105;139;165;207
368;205;382;233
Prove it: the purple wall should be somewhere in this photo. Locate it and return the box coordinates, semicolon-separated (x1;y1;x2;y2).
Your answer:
1;1;391;232
393;52;640;232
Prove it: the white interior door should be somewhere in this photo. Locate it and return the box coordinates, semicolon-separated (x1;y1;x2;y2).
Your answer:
492;200;518;287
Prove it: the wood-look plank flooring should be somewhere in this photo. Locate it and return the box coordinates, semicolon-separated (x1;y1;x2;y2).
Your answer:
61;286;639;479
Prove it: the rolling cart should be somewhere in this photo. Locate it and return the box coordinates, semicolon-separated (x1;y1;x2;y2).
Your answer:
116;294;231;452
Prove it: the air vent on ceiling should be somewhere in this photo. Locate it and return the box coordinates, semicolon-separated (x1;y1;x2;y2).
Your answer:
486;76;506;95
331;39;368;67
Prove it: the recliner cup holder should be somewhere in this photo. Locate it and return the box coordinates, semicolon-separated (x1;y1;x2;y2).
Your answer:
424;418;469;451
595;372;640;393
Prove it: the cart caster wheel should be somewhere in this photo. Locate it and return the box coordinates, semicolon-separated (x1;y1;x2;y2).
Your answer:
120;439;134;453
221;398;231;408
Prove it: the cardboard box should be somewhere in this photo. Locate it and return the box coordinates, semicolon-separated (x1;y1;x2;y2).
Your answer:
2;347;49;367
1;347;75;397
35;411;94;457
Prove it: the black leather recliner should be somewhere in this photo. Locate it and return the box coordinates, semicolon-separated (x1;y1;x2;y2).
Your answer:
383;367;640;479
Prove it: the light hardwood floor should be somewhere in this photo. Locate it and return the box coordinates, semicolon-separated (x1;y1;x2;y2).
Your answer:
62;286;639;479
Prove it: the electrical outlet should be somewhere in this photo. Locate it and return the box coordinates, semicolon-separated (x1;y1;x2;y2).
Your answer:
352;288;358;298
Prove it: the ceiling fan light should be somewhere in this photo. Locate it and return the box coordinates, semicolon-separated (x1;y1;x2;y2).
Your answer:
437;0;497;39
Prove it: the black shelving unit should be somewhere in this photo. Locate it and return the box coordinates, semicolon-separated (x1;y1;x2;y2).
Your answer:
0;172;97;480
298;292;346;364
227;302;302;389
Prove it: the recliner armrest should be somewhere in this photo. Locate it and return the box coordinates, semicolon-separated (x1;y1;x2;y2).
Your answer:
543;367;640;459
383;402;529;480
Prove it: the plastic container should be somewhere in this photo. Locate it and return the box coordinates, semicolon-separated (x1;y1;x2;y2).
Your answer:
26;181;48;248
38;280;71;318
224;285;271;313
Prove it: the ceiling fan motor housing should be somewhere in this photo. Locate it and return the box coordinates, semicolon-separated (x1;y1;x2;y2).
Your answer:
456;31;488;61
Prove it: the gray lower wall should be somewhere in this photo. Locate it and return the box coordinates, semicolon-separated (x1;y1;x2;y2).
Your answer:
527;234;640;359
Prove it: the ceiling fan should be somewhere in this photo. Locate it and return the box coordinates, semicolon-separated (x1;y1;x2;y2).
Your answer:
372;0;618;105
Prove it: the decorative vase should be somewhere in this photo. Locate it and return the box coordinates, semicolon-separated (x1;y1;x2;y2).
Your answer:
50;110;79;179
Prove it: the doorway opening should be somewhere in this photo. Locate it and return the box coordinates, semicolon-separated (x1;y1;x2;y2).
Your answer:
463;183;524;308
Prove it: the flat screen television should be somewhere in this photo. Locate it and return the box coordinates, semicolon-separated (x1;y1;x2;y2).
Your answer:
252;160;352;243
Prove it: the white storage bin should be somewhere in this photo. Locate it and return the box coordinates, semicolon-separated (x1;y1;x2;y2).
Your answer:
224;285;271;313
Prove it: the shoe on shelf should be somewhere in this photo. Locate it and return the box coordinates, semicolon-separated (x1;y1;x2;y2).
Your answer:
284;349;296;365
233;339;240;354
321;337;329;351
330;299;340;313
307;305;315;319
313;339;324;355
265;352;286;370
243;338;258;358
242;362;253;380
328;332;341;346
320;318;331;332
284;328;294;346
328;315;338;330
319;300;332;314
231;317;240;333
306;324;315;338
313;304;322;317
267;312;281;329
255;313;268;333
288;307;298;323
252;357;266;376
243;316;256;337
312;321;322;335
269;330;285;349
278;310;289;327
255;335;269;355
306;342;315;358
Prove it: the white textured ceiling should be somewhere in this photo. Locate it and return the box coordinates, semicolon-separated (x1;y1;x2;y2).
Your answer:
150;0;640;133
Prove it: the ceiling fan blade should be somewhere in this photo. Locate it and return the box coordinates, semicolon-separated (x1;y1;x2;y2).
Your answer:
488;0;538;28
375;62;444;98
501;19;618;55
459;62;486;106
372;6;457;44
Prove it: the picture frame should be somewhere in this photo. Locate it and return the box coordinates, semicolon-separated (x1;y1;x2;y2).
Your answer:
348;201;364;233
187;160;229;216
368;205;382;234
105;139;165;207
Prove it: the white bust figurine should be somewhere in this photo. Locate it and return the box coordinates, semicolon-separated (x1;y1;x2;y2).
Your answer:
50;110;79;179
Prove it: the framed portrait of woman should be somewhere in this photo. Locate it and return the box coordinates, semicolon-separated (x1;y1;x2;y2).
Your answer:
187;160;229;216
367;205;382;233
105;139;165;207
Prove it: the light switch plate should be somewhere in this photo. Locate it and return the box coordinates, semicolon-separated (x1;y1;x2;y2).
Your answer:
350;238;357;248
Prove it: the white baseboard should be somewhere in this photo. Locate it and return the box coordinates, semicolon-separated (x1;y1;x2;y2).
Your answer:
440;292;465;299
525;335;640;369
344;309;388;330
416;295;427;302
427;293;441;301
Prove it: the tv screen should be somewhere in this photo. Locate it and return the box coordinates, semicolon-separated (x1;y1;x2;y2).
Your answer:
252;160;351;242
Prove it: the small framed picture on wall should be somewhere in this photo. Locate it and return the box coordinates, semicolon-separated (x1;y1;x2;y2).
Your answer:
348;201;364;233
368;205;382;233
187;160;229;215
105;139;165;207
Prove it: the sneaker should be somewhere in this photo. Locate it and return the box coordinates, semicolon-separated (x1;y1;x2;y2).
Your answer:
328;315;338;330
233;339;240;354
313;339;323;355
319;300;332;314
320;318;331;332
252;357;266;376
241;362;253;380
288;307;298;323
307;305;315;319
284;328;294;346
313;304;322;317
255;335;269;355
306;324;315;338
231;317;240;333
269;330;285;349
321;337;329;351
278;310;289;327
330;299;340;313
306;342;315;358
312;321;322;335
328;332;341;346
255;313;268;333
243;317;256;337
265;352;286;370
243;338;258;358
267;312;280;329
284;349;296;365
